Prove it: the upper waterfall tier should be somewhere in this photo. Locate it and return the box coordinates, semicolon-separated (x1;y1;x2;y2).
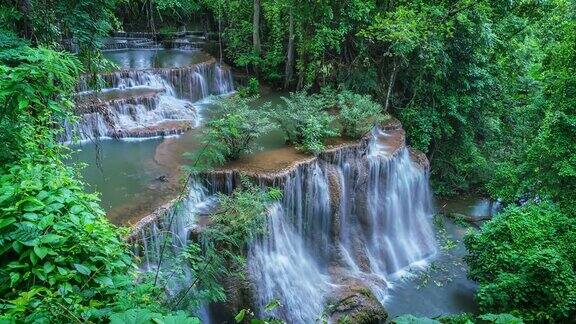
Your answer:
66;55;234;142
131;118;437;323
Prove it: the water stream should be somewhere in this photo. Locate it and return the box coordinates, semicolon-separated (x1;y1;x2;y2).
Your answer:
66;49;233;143
70;47;486;322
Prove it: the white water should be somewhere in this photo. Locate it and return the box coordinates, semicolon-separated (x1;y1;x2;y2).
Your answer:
247;128;437;321
133;126;437;322
67;60;234;142
248;203;331;322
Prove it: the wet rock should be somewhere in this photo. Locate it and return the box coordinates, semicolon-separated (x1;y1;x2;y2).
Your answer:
408;147;429;170
326;273;387;324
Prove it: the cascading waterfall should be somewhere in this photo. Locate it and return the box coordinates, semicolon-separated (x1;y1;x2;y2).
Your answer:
132;122;437;322
248;203;331;322
67;58;234;142
136;181;215;272
247;127;437;321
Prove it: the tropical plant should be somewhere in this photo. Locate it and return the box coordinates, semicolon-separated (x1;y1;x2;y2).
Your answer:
336;90;386;138
186;96;272;172
268;91;339;154
464;202;576;321
237;77;260;98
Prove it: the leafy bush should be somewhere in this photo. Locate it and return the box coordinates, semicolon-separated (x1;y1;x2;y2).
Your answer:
268;91;339;154
236;77;260;98
336;90;386;138
186;96;272;172
392;313;524;323
0;158;162;322
0;36;81;165
464;203;576;321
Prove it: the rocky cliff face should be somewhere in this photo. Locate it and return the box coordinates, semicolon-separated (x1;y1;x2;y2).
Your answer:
130;118;436;323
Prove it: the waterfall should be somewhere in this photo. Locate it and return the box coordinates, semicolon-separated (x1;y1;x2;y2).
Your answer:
248;203;331;322
246;127;437;321
135;181;215;271
67;59;234;143
132;122;437;322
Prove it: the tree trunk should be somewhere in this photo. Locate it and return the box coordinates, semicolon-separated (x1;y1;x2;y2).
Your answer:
384;58;399;112
252;0;262;75
252;0;262;56
284;11;295;89
17;0;34;41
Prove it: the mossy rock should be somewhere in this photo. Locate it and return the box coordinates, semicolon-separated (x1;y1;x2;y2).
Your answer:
326;279;388;324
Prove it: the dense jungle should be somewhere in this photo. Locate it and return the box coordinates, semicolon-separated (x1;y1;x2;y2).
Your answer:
0;0;575;323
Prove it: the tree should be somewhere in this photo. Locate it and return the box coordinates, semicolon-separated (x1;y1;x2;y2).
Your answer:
464;203;576;321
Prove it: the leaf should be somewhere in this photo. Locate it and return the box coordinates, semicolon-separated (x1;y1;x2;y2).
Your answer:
0;217;16;230
70;204;84;214
73;263;91;275
109;309;155;324
264;298;281;312
41;234;63;244
95;276;114;287
33;245;51;259
235;309;246;323
18;99;29;109
22;213;38;221
22;197;44;212
43;262;55;274
152;312;201;324
38;215;55;229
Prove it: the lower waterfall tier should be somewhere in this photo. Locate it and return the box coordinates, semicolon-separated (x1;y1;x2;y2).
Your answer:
131;119;437;322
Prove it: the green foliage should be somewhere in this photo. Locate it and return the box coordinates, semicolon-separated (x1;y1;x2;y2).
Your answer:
170;180;282;309
268;90;339;154
2;0;117;70
392;313;524;324
336;90;386;138
234;298;283;324
487;17;576;215
464;203;576;321
237;77;260;98
185;96;272;172
109;308;200;324
0;158;155;322
202;179;281;259
0;32;194;323
0;37;81;165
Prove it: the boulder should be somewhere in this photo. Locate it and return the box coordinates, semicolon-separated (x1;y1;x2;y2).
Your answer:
325;272;388;324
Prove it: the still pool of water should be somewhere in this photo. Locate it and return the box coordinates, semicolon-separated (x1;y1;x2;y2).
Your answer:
69;90;287;225
104;49;212;69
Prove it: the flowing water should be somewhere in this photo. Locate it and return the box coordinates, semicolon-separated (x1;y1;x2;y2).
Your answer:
66;49;233;143
70;44;484;323
244;128;437;322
